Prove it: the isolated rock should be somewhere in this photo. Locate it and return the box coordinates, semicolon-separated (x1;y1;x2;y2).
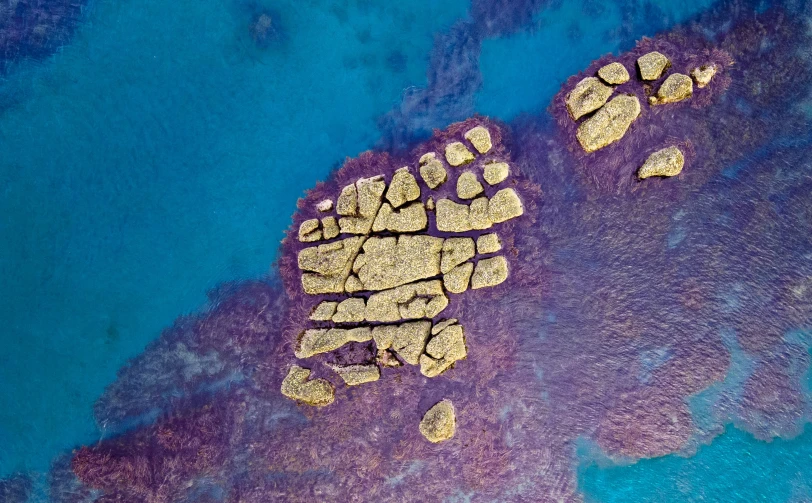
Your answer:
483;162;509;185
436;199;472;233
488;188;524;223
298;219;321;242
456;171;484;199
299;236;366;294
296;327;372;358
321;216;339;239
372;321;432;365
386;168;420;208
372;202;428;233
576;95;641;152
476;233;502;254
419;152;447;189
330;364;380;386
471;256;509;289
317;199;333;212
445;142;475;166
464;126;492;154
443;262;473;294
339;176;386;234
419;400;456;442
691;64;716;88
332;298;366;323
650;73;693;105
365;280;448;322
281;365;335;406
441;238;475;273
355;235;443;291
565;77;614;120
637;51;670;80
638;146;685;179
470;197;492;230
310;301;338;321
420;324;467;377
598;62;630;85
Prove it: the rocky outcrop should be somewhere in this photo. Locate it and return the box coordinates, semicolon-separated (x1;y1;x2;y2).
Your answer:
419;399;456;442
386;168;420;208
598;62;630;85
650;73;693;105
445;142;475;166
365;280;448;322
637;51;670;80
354;235;443;291
638;146;685;179
280;366;335;406
464;126;493;154
691;65;716;88
576;95;641;152
565;77;613;120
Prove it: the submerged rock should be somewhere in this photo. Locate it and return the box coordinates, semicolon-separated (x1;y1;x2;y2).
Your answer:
638;146;685;179
576;95;641;152
637;51;670;80
650;73;693;105
419;399;456;442
565;77;613;120
691;64;717;88
280;366;335;406
598;62;630;85
464;126;493;154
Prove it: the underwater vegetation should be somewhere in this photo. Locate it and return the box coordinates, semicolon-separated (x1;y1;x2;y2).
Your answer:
7;1;809;502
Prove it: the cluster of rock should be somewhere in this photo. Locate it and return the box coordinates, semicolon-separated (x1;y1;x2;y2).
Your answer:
564;51;717;160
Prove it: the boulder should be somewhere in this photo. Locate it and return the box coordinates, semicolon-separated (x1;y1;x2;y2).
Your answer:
295;327;372;358
483;162;509;185
372;321;431;365
598;62;630;85
436;198;472;233
445;142;475;166
650;73;693;105
576;95;641;152
470;197;492;230
336;184;357;215
420;324;467;377
332;298;366;323
316;199;333;212
476;233;501;254
386;168;421;208
691;64;716;88
637;51;670;80
441;237;475;274
321;216;339;239
365;280;448;322
488;188;524;223
298;219;321;242
443;262;473;294
281;365;335;406
298;236;366;294
309;301;338;321
638;146;685;179
330;364;380;386
471;256;509;289
419;400;456;442
456;171;484;199
372;202;427;233
355;235;443;291
338;176;386;234
419;152;447;189
464;126;492;154
565;77;614;120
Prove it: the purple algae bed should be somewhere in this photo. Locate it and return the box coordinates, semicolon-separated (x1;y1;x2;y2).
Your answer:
9;2;811;502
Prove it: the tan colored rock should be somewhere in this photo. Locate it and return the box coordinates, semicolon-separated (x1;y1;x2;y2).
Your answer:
298;219;321;242
419;153;447;189
471;256;509;289
299;236;366;294
691;64;716;88
332;298;366;323
338;176;386;235
317;199;333;212
419;400;456;442
372;321;431;365
483;162;509;185
365;280;448;322
281;365;335;406
464;126;493;154
456;171;484;200
435;199;471;232
386;168;421;208
330;364;380;386
598;62;630;85
377;349;403;367
565;77;614;120
321;216;339;239
638;146;685;179
441;237;475;273
445;142;475;166
638;51;670;80
477;233;502;254
431;318;458;335
488;188;523;223
355;235;443;291
336;184;357;215
309;301;338;321
576;95;641;152
295;327;372;358
650;73;693;105
372;202;427;233
344;275;363;293
420;324;467;377
444;262;473;294
426;197;435;211
470;196;492;230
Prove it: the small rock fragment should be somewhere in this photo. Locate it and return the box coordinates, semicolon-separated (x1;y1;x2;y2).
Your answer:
464;126;492;154
309;301;338;321
637;51;670;80
298;219;321;242
419;153;447;189
435;199;472;233
386;168;421;208
316;199;333;212
483;162;509;185
296;327;372;358
476;233;502;254
420;324;467;377
469;197;492;230
471;256;509;289
372;321;431;365
638;146;685;179
330;364;380;386
426;197;435;211
332;298;366;323
598;62;630;85
650;73;693;105
372;202;427;233
419;400;456;442
576;94;641;152
691;64;716;88
445;142;475;166
444;262;473;294
456;172;484;200
321;216;339;239
281;365;335;406
488;188;524;223
441;238;475;274
565;77;614;120
336;184;358;215
431;318;458;335
366;280;448;322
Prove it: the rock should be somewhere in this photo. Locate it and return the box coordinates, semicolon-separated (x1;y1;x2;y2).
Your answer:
576;95;641;152
299;236;366;294
431;318;458;335
332;298;366;323
419;400;456;442
638;146;685;179
456;172;484;199
420;324;467;377
372;321;432;365
565;77;614;120
336;184;357;215
344;275;363;293
691;64;716;88
464;126;492;154
321;217;339;239
488;188;524;223
330;364;380;386
445;142;475;166
443;262;473;294
355;235;443;291
365;280;448;322
650;73;693;105
339;176;386;235
426;197;435;211
476;233;502;254
471;256;509;289
377;349;402;367
295;327;372;358
441;238;475;273
372;202;427;233
483;162;509;185
637;51;670;80
310;301;338;321
470;197;492;230
317;199;333;212
598;62;630;85
436;199;472;233
419;153;447;189
298;219;321;242
386;168;421;208
281;365;335;406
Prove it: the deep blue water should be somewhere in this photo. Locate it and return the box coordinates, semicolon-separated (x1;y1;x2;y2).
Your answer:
0;0;809;500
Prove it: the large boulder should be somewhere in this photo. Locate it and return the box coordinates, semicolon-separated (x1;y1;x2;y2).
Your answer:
576;95;641;152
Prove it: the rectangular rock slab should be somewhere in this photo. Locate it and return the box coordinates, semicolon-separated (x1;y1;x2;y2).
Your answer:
355;235;443;291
